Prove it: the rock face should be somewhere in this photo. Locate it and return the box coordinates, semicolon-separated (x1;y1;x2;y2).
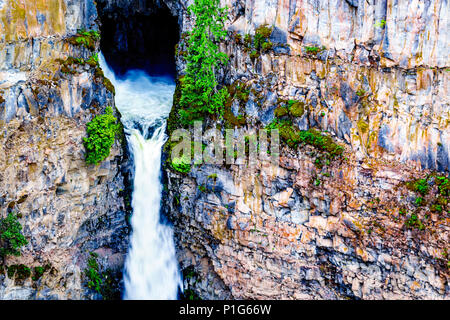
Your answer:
0;0;448;300
164;0;449;299
0;0;129;299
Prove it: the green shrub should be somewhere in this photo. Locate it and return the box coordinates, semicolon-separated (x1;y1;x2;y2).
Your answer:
242;24;273;55
374;19;386;28
68;29;100;50
406;178;429;195
244;34;252;49
430;204;443;213
7;264;31;280
59;53;100;74
254;24;273;51
171;155;192;174
436;176;449;196
415;196;424;206
0;212;28;258
249;50;260;59
83;252;121;299
85;53;99;67
182;288;202;300
304;46;321;54
85;252;102;294
261;41;273;52
83;106;120;165
178;0;229;125
405;214;425;230
32;266;45;281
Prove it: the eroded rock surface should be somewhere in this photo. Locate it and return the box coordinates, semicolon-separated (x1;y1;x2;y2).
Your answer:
164;0;449;300
0;0;129;299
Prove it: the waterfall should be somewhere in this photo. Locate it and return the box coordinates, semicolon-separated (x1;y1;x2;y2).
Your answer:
99;54;182;300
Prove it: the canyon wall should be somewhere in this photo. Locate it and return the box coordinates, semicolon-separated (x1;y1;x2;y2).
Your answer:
0;0;448;300
0;0;129;299
164;0;449;299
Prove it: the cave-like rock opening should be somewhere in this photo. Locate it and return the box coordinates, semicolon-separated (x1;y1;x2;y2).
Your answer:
96;0;179;78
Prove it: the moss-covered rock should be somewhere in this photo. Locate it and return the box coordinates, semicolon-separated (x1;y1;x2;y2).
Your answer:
274;105;289;117
288;100;305;117
67;29;100;51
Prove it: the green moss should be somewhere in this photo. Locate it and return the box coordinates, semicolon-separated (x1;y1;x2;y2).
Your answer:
58;53;100;75
85;53;99;67
94;66;115;95
67;29;100;51
103;77;115;95
181;266;202;300
375;19;386;28
167;76;185;135
83;106;120;165
207;173;218;180
233;32;242;44
182;288;202;300
84;253;121;299
274;106;288;117
235;84;250;103
243;24;273;56
57;56;84;74
171;155;191;174
222;82;248;128
223;106;245;128
288;100;305;117
298;129;344;159
304;46;322;54
254;24;273;51
266;119;344;160
32;266;45;281
406;178;429;196
436;196;448;206
266;119;344;159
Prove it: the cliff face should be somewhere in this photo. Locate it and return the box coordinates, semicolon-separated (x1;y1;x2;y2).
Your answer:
0;0;129;299
164;0;449;299
0;0;448;300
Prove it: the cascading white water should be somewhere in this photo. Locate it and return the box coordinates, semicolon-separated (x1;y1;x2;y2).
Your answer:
99;54;182;300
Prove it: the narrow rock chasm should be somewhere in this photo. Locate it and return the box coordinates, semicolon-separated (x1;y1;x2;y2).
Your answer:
95;0;183;299
97;1;180;78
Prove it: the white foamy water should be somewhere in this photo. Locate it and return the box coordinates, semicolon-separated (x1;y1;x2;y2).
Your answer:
99;53;182;300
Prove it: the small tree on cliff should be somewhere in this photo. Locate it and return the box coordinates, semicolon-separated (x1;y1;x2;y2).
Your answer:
0;212;28;262
179;0;229;125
